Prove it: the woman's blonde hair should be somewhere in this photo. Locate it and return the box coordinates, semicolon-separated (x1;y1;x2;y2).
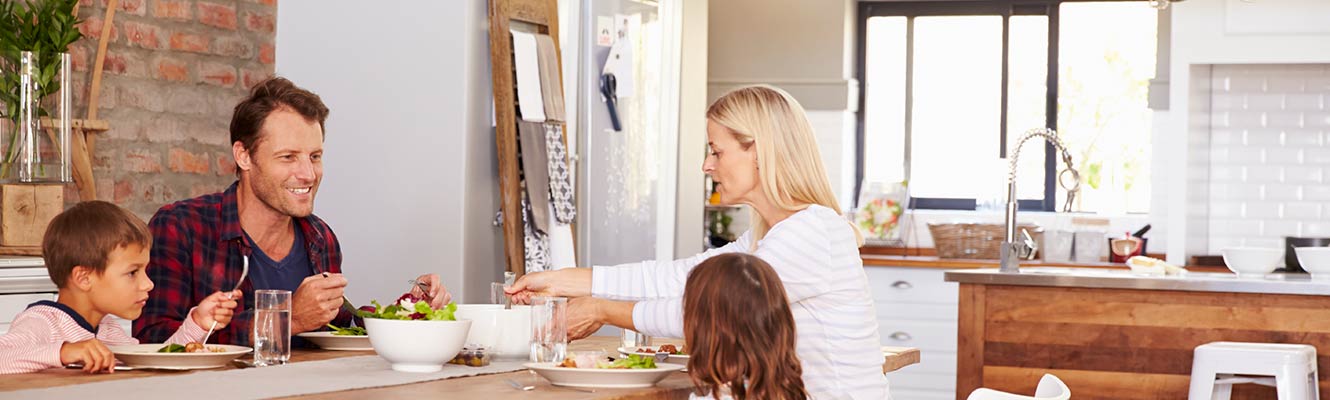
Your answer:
706;85;862;247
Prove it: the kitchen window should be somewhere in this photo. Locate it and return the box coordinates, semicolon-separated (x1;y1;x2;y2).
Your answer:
855;1;1156;213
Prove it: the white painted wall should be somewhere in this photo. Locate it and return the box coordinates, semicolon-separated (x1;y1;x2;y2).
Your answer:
805;110;857;212
276;0;501;305
1160;0;1330;263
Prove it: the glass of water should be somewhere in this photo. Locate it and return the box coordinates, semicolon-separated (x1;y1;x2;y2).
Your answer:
253;289;291;367
621;328;652;349
529;296;567;363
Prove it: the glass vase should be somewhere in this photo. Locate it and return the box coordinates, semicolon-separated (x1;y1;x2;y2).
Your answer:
1;50;72;184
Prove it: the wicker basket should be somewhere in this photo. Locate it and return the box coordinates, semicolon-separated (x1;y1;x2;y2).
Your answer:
928;223;1043;259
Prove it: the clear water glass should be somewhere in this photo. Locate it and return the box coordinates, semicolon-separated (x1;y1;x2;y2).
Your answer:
253;289;291;367
529;296;567;363
621;328;651;349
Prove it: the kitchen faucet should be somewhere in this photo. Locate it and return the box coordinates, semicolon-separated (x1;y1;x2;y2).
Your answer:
1000;128;1082;273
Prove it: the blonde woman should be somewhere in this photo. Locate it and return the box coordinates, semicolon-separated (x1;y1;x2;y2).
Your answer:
508;85;890;399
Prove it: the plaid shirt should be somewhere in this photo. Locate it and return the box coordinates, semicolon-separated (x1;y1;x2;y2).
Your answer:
133;182;350;346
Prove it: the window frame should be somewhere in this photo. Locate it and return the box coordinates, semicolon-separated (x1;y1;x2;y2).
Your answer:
854;1;1064;211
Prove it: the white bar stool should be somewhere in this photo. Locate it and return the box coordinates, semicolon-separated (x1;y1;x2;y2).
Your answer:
1189;341;1320;400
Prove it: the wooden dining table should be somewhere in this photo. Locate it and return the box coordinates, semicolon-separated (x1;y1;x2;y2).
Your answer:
0;336;919;399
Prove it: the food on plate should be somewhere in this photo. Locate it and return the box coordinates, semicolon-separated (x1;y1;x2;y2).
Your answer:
156;343;225;353
558;353;657;369
361;293;457;321
325;323;367;336
637;344;686;355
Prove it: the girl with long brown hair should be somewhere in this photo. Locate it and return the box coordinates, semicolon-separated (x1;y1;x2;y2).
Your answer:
684;253;806;400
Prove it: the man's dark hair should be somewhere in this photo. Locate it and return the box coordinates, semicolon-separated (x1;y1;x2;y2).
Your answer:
229;77;330;174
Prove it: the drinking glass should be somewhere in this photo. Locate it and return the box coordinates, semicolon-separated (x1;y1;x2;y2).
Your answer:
529;296;567;363
621;328;651;349
253;289;292;367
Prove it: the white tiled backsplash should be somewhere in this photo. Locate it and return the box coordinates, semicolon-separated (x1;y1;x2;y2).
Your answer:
1204;64;1330;252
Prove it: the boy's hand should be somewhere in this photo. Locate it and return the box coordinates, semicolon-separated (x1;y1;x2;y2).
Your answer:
60;339;115;374
191;290;242;329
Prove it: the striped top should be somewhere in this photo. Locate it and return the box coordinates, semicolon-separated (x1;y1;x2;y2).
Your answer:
593;205;891;399
0;301;207;374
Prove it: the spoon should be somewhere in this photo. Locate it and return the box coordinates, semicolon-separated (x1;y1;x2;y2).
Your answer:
202;255;248;345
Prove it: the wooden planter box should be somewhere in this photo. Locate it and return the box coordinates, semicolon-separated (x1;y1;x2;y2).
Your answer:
0;184;63;255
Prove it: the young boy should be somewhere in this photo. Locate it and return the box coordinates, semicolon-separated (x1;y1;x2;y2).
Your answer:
0;201;240;374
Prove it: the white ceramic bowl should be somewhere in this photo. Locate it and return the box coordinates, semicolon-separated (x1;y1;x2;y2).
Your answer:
1294;247;1330;278
1221;247;1283;276
454;304;503;348
363;317;472;373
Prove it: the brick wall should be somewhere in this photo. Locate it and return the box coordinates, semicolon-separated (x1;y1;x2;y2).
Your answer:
66;0;277;218
1201;64;1330;252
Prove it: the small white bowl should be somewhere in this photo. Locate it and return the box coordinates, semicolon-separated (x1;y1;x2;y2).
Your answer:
1294;247;1330;279
1221;248;1283;276
364;317;472;373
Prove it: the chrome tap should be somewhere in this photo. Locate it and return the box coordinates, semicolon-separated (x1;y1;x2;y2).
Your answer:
1000;128;1081;273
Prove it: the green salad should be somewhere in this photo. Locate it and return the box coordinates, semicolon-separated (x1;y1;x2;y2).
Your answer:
607;354;658;369
359;296;457;321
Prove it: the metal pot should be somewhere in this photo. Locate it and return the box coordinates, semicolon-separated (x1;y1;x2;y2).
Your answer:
1284;236;1330;272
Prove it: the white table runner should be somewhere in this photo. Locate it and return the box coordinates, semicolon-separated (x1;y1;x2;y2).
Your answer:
11;356;527;400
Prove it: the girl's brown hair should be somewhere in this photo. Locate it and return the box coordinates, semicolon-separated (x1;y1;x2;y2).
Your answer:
684;253;807;400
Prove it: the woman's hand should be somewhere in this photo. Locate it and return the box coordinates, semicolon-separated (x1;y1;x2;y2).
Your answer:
409;273;452;308
566;297;606;341
505;268;593;304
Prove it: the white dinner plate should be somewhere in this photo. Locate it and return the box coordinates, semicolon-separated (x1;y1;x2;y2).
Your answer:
525;362;685;388
618;346;689;365
109;344;251;370
297;331;374;351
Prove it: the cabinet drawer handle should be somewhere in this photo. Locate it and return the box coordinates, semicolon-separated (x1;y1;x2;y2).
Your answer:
890;280;913;290
889;331;912;341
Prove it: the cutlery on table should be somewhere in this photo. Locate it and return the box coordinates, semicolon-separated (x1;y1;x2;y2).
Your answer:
65;363;132;371
202;255;248;345
504;378;534;391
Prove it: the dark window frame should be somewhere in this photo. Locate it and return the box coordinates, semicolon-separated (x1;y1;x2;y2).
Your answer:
854;1;1064;211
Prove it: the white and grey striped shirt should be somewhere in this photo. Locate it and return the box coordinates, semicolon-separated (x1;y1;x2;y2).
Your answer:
593;205;891;399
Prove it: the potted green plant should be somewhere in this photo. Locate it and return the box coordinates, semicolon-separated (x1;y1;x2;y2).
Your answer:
0;0;82;182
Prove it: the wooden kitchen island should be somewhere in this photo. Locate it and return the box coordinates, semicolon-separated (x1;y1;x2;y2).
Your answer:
945;268;1330;400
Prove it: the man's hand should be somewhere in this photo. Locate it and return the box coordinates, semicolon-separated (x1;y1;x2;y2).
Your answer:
291;273;347;333
408;273;452;309
60;339;116;374
190;290;242;330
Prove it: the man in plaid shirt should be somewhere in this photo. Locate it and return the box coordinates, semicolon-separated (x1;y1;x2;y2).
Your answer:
134;78;451;346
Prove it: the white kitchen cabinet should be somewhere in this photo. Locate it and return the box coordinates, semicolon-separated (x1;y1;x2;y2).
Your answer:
0;257;56;335
868;266;960;400
0;293;56;335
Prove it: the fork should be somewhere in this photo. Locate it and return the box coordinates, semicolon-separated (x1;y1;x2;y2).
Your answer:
202;255;249;345
406;279;432;302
